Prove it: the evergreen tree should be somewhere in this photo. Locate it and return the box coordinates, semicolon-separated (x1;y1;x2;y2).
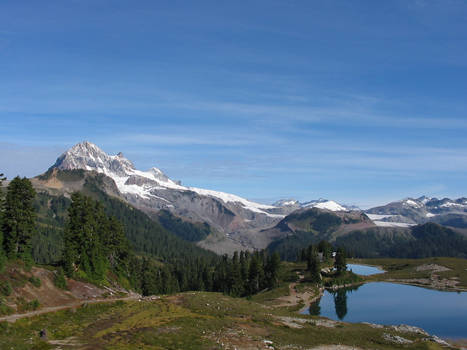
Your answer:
265;252;281;288
228;251;244;296
3;176;37;260
103;216;130;274
334;247;347;274
307;248;321;283
247;254;262;295
318;240;333;260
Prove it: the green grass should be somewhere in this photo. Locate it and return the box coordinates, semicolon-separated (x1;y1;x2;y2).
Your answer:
0;292;456;350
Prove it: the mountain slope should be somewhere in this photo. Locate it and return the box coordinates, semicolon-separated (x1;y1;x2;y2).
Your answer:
31;169;216;264
265;208;374;259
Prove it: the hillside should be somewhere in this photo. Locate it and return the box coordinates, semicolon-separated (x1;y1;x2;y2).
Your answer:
335;223;467;259
30;169;216;265
264;208;374;259
0;261;136;318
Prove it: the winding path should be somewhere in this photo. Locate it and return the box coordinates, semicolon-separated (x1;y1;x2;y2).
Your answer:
0;295;139;323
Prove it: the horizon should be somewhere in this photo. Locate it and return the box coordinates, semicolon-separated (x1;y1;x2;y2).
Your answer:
1;1;467;208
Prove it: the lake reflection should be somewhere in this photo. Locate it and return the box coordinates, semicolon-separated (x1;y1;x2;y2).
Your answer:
303;282;467;338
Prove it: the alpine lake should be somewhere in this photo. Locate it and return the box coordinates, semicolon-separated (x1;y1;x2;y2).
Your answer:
302;264;467;339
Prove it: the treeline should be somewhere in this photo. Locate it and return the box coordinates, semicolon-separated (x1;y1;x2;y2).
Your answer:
131;250;281;297
62;192;282;296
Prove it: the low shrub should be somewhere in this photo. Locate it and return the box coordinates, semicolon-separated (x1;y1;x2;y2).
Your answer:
0;281;12;296
54;267;67;289
28;276;42;288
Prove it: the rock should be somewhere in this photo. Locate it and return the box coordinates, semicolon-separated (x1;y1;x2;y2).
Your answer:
383;333;413;344
391;324;428;336
361;322;384;329
415;264;451;272
39;329;47;340
424;336;451;346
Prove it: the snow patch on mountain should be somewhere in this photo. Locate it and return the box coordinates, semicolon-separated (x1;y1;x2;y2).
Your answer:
366;214;396;220
404;199;422;208
373;221;415;228
274;198;354;212
306;200;347;211
187;187;281;216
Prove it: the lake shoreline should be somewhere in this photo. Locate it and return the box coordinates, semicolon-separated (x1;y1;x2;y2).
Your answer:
299;264;467;343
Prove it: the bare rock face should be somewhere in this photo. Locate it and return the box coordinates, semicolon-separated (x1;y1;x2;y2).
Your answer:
53;141;135;177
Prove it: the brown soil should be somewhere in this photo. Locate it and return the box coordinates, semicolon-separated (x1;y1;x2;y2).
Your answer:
273;279;323;310
0;264;140;323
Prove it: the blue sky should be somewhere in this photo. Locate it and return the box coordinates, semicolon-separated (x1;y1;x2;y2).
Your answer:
1;0;467;208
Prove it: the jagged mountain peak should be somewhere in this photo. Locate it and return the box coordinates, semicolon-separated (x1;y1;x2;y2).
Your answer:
53;141;135;177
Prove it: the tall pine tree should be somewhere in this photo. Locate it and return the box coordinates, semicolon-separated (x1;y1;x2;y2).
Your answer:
307;248;321;283
334;247;347;275
3;176;36;261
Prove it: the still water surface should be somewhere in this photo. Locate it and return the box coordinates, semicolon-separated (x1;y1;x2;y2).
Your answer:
347;263;384;275
303;281;467;338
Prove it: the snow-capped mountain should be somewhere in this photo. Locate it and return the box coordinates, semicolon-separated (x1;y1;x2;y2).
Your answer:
51;142;286;236
366;196;467;228
273;198;357;212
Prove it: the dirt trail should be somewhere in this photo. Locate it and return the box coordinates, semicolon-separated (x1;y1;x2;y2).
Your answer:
273;274;323;309
0;295;139;323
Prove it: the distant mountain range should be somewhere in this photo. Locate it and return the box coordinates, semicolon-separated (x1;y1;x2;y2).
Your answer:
27;141;467;255
366;196;467;228
273;198;358;212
